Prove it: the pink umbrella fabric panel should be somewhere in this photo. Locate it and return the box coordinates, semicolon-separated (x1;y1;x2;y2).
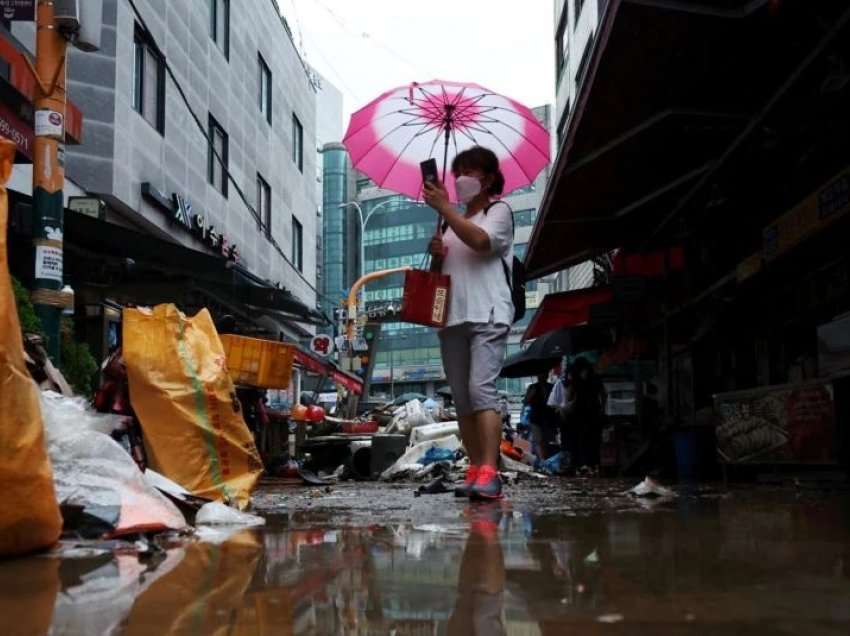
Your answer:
344;80;550;203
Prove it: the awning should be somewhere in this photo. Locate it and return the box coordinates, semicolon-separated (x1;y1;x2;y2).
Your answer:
293;350;363;395
501;326;611;379
64;211;325;326
523;286;614;341
526;0;836;278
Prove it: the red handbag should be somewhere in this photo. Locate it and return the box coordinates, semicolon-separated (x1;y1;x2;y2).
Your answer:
399;268;451;328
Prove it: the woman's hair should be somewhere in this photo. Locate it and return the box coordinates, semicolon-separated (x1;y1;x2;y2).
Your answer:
451;146;505;196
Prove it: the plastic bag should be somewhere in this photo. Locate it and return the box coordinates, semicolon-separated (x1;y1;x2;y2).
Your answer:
380;435;461;480
123;305;263;509
41;391;186;536
0;139;62;556
195;501;266;527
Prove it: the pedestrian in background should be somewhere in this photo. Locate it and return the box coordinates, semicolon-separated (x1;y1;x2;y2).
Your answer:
424;146;514;500
524;372;558;459
568;357;606;474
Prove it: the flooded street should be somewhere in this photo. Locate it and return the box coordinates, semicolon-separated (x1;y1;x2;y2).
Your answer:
2;479;850;635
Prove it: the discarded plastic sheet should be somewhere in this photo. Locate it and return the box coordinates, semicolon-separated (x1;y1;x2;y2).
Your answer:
0;137;62;555
420;447;456;466
387;399;434;434
124;305;264;509
195;501;266;527
380;436;461;480
410;420;459;445
539;451;569;475
626;477;678;499
500;453;542;476
41;391;187;537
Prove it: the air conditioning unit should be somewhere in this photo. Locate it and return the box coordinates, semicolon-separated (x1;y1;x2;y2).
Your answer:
54;0;103;52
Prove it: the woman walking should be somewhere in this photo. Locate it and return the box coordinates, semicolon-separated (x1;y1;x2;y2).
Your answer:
424;146;514;500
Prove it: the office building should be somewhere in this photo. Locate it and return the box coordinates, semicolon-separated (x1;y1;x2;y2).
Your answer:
3;0;324;364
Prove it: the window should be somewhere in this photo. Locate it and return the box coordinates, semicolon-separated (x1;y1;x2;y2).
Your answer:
574;0;586;24
258;54;272;124
209;0;229;58
208;114;228;197
292;114;304;172
257;174;271;237
555;12;569;83
557;102;570;146
575;33;595;86
133;25;164;133
292;216;303;271
515;243;528;260
514;209;538;228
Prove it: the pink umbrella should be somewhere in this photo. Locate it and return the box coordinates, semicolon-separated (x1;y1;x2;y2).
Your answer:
343;79;550;202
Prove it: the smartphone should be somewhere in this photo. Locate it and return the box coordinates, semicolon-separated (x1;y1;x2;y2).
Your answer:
420;158;438;186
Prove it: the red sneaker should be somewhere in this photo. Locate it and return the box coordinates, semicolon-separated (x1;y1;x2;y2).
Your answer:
470;465;503;500
454;465;480;498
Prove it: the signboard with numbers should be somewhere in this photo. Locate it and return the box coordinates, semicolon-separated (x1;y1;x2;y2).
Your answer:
0;0;36;21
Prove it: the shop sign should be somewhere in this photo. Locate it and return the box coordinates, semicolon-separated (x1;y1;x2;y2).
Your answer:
310;334;333;357
0;99;32;158
141;183;239;261
0;0;35;21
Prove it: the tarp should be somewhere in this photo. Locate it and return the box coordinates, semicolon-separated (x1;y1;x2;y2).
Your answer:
0;139;62;556
124;304;263;509
522;287;614;341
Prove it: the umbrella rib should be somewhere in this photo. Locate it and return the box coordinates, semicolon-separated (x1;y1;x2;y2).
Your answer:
470;117;550;163
375;127;427;187
352;119;429;168
481;124;537;186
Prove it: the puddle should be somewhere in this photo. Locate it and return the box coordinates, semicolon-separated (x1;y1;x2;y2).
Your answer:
1;482;849;634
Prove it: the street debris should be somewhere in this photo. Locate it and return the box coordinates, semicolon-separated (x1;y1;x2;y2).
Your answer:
41;391;187;538
380;435;462;480
626;477;678;499
414;476;453;496
195;502;266;527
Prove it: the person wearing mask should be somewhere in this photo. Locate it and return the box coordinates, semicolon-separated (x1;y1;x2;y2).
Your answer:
424;146;514;500
523;372;557;459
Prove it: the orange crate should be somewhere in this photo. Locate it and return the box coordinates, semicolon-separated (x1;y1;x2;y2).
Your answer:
220;334;295;389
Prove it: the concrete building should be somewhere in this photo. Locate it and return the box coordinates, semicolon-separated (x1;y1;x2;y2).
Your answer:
550;0;600;294
10;0;321;340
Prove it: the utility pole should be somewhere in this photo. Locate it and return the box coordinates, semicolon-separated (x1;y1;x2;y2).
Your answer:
28;0;69;362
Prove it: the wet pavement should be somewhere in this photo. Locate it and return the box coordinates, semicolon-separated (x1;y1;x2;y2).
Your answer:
2;478;850;635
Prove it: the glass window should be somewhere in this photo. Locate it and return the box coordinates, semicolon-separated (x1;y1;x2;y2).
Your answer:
292;215;303;271
133;25;164;133
258;54;272;124
209;0;229;58
257;174;271;238
292;113;304;172
208;114;228;197
555;11;568;82
576;32;595;86
514;209;538;227
515;243;528;260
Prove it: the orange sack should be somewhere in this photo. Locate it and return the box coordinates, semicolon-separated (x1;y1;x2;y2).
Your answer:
123;305;263;509
0;139;62;556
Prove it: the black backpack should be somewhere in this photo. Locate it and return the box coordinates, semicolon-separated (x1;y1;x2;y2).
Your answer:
442;201;526;323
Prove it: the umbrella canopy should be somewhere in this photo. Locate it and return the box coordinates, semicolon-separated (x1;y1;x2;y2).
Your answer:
500;326;611;379
343;80;550;202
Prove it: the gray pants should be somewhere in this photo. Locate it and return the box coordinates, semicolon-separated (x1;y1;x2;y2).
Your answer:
439;320;509;418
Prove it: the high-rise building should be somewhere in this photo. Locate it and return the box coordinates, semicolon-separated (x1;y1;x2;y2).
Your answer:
320;143;358;322
358;105;555;398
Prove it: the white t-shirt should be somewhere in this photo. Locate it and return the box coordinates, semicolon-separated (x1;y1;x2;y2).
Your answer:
441;201;514;328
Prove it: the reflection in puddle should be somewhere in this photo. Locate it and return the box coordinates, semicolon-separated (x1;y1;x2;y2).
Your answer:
1;489;850;634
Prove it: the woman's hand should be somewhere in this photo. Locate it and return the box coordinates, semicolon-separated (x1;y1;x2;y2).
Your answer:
428;235;446;258
423;180;450;213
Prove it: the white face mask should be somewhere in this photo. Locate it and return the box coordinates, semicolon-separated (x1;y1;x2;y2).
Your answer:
455;175;482;204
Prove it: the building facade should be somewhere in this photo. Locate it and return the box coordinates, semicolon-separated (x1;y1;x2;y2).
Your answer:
320;142;358;321
358;105;555;399
10;0;320;334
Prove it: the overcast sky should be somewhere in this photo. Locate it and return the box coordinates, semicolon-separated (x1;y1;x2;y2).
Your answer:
279;0;555;125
